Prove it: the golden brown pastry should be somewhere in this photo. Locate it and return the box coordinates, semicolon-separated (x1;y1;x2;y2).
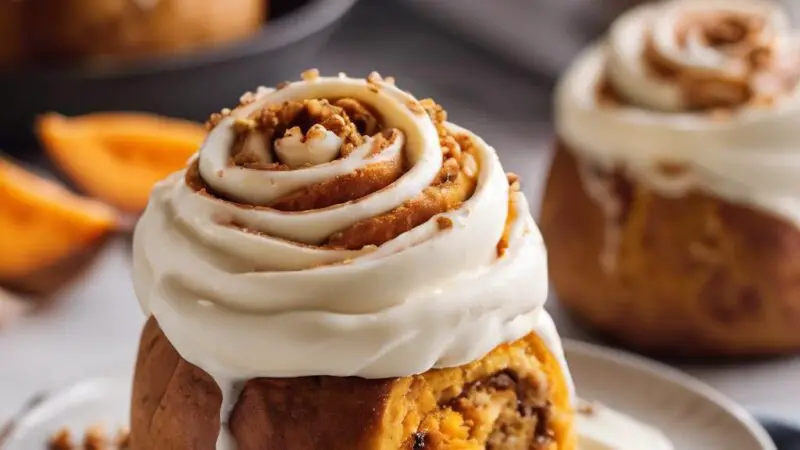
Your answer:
132;318;574;450
542;0;800;356
130;72;576;449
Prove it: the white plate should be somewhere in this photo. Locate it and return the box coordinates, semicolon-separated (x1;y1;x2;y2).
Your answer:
567;340;776;450
0;340;776;449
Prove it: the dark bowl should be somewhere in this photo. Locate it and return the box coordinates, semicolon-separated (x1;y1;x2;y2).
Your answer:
0;0;359;153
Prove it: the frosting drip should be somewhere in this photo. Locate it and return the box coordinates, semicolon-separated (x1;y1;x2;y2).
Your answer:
557;0;800;237
133;73;566;385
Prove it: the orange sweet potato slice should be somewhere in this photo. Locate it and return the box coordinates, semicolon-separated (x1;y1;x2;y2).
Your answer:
37;112;207;212
0;159;117;279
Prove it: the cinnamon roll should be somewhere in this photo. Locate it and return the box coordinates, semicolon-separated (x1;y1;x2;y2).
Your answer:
131;71;576;449
543;0;800;356
1;0;265;65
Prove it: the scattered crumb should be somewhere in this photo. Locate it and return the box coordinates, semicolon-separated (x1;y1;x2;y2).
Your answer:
47;424;129;450
301;68;320;81
115;427;130;449
366;71;383;93
506;172;521;191
437;216;454;230
48;428;73;450
460;153;478;178
232;118;257;133
440;135;461;158
578;401;598;416
83;423;108;450
406;100;424;115
367;71;383;84
239;90;257;105
276;81;291;90
205;107;232;130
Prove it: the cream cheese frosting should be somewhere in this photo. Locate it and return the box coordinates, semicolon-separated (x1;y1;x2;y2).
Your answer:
132;74;568;385
556;0;800;226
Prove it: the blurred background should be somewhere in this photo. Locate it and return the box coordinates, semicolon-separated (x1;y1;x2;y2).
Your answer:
1;0;799;440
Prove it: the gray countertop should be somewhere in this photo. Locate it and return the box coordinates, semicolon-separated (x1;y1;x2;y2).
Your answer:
1;0;798;428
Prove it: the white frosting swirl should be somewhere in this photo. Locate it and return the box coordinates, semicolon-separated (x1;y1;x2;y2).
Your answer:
133;75;565;383
557;0;800;225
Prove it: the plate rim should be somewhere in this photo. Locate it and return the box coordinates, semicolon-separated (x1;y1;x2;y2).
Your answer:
0;340;778;450
564;339;777;450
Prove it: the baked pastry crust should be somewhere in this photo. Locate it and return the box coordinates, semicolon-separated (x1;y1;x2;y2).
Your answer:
541;143;800;356
131;317;575;450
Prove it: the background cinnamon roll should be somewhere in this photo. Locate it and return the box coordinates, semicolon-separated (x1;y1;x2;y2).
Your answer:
0;0;265;66
543;0;800;356
131;71;575;449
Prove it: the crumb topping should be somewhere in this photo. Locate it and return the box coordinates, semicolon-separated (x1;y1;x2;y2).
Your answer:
437;216;454;230
301;68;320;81
192;73;497;254
577;401;597;416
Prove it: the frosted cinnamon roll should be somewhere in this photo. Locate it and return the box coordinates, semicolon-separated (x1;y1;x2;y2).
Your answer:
543;0;800;357
131;71;575;449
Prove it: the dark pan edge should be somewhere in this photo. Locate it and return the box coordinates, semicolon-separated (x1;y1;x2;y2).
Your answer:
0;0;360;82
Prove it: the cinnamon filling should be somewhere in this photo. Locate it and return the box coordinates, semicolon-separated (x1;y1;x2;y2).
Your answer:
410;370;554;450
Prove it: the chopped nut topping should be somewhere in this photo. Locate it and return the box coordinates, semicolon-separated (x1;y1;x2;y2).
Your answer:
461;153;478;179
420;98;447;125
83;424;108;450
239;86;270;105
115;427;130;449
507;172;521;191
436;216;454;230
48;424;129;450
406;100;425;115
366;71;384;93
205;107;232;130
48;428;74;450
196;75;483;255
367;71;383;84
301;68;320;81
578;401;598;416
232;118;257;133
239;90;256;104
